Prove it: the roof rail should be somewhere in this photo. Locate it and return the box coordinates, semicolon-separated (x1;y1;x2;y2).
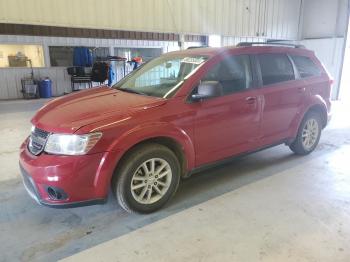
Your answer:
236;42;305;49
187;45;209;49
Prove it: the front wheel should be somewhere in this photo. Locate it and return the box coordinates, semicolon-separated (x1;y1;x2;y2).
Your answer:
112;143;180;213
289;112;322;155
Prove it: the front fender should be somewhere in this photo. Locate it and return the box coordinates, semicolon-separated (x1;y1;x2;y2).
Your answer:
89;122;195;198
107;122;195;171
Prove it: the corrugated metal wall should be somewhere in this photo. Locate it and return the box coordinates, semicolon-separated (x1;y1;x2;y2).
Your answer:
1;0;347;100
299;0;349;100
0;0;302;39
222;36;266;46
302;0;348;38
0;67;69;99
0;0;306;100
0;35;198;99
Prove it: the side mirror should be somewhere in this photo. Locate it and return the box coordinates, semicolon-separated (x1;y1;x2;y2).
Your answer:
191;81;223;102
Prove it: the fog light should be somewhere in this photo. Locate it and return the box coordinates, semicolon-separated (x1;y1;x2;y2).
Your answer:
46;186;67;200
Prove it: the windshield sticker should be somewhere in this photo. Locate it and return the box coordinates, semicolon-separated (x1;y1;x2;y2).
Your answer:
181;57;206;64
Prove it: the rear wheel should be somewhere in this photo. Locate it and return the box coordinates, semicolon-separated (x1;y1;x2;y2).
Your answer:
112;143;180;213
289;112;322;155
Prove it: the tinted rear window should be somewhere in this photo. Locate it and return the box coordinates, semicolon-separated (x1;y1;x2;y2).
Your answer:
258;54;295;86
291;55;321;78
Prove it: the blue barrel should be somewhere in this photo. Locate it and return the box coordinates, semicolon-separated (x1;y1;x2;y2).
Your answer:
39;78;52;98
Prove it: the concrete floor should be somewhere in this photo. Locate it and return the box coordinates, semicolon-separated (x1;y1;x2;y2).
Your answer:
0;99;349;261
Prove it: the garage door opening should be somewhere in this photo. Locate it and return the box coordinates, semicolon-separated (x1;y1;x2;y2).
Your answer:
340;19;350;102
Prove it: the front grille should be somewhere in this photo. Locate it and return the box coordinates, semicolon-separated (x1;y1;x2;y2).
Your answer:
28;127;50;155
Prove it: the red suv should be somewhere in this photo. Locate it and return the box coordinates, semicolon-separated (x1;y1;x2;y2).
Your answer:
19;43;332;213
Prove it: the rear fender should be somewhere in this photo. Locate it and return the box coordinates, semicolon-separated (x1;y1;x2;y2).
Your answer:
290;94;328;139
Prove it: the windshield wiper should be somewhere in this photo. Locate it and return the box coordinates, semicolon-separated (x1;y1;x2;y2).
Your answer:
117;88;147;96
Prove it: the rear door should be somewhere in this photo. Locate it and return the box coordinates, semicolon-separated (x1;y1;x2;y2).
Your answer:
256;52;306;146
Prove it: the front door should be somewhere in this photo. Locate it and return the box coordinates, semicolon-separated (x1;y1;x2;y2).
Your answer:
192;54;262;166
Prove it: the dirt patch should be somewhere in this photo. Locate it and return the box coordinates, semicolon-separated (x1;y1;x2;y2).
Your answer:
20;226;95;261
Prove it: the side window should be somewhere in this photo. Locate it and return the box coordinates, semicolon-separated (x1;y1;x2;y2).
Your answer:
258;54;295;86
201;55;252;95
291;55;321;78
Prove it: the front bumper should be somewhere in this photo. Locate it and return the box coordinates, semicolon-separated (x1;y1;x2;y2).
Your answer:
20;164;106;208
19;139;117;208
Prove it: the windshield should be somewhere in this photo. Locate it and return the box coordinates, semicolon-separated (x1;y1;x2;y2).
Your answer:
114;55;208;98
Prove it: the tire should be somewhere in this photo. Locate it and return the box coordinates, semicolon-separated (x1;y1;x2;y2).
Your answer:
289;111;322;155
112;143;180;213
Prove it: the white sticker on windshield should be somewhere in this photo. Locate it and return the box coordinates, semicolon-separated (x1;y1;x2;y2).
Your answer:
181;57;206;64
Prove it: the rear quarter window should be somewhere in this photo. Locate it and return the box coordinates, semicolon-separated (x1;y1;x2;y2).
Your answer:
291;55;321;78
258;53;295;86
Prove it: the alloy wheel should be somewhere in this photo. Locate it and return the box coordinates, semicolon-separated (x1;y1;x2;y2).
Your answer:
130;158;172;204
302;118;319;151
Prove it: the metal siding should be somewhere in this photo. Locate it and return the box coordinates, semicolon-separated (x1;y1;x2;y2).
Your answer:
222;35;265;46
0;34;188;100
0;0;301;38
0;67;71;99
0;0;307;100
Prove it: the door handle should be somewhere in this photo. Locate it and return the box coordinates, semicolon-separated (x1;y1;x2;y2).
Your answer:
246;96;257;104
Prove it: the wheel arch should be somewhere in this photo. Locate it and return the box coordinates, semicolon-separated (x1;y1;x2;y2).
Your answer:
116;136;189;178
289;96;328;142
289;103;325;155
306;103;328;128
93;123;195;198
108;122;195;178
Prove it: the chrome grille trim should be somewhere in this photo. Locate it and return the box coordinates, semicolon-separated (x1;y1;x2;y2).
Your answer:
28;127;50;155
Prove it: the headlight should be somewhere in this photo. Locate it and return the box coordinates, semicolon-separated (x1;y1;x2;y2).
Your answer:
44;132;102;155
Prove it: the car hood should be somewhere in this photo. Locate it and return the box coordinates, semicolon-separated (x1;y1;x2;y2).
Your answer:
31;87;166;133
